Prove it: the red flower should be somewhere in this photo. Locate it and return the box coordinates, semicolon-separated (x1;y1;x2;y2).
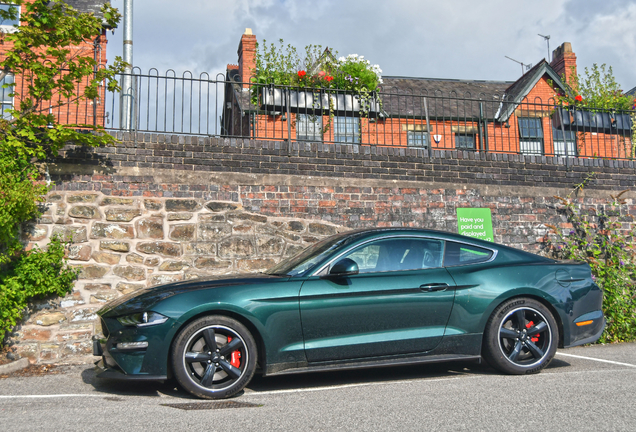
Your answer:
297;70;306;78
575;95;583;102
325;75;333;82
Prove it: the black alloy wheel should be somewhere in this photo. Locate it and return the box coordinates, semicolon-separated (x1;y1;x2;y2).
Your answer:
483;298;558;374
172;315;257;399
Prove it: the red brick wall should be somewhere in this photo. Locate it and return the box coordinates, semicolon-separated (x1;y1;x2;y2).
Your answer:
0;1;109;127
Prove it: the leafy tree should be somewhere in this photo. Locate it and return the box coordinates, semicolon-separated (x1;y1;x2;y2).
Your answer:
0;0;124;345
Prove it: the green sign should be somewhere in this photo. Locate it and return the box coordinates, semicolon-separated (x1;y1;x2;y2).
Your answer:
456;208;494;242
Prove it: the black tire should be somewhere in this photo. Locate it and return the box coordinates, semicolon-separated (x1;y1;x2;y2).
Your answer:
171;315;257;399
482;298;558;375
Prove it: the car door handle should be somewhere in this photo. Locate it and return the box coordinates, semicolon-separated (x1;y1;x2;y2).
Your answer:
419;283;449;292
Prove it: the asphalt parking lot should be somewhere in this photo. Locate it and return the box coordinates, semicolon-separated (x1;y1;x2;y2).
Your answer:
1;343;635;431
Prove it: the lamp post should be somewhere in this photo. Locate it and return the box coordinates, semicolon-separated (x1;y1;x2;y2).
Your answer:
121;0;134;130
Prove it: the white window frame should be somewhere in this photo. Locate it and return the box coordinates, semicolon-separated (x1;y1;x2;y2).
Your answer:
407;130;428;148
0;73;14;119
518;117;544;155
552;126;577;157
333;116;359;143
296;113;323;142
0;3;20;33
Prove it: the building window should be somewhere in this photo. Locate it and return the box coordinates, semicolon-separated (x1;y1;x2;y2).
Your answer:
518;118;543;155
552;126;576;156
455;134;476;150
407;131;428;148
0;3;20;32
333;116;359;143
0;73;14;119
296;114;322;141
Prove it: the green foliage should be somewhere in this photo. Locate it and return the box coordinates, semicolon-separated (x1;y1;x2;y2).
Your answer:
544;181;636;343
0;140;47;264
251;39;382;92
0;238;78;343
554;64;635;111
0;1;123;346
0;0;125;159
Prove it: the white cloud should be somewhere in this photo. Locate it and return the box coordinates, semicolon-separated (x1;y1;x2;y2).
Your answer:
107;0;636;89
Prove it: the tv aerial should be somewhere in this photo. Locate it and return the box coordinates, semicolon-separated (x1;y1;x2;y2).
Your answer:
538;34;551;61
505;56;532;76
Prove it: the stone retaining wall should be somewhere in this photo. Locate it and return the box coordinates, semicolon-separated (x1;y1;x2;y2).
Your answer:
13;192;344;364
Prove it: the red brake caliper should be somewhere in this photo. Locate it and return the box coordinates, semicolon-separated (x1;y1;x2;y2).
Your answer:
526;321;540;342
226;336;241;368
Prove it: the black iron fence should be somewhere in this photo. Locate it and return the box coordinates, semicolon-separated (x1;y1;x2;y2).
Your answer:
46;68;636;160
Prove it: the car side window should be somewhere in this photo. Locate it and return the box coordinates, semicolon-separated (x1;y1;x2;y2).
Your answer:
444;241;493;267
342;238;444;273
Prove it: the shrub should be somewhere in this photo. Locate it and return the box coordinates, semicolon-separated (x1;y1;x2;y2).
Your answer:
544;186;636;343
0;237;77;343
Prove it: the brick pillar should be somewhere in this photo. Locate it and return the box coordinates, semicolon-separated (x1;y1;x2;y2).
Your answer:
238;28;257;88
550;42;577;86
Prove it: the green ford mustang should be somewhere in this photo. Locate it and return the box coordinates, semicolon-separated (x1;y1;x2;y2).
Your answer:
94;228;605;399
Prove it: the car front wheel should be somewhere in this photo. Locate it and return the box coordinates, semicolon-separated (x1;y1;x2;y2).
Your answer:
482;298;558;375
172;315;257;399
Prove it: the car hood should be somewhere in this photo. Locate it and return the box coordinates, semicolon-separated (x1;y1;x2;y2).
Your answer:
98;273;288;317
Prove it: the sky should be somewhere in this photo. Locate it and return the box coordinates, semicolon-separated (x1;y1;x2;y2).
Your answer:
106;0;636;91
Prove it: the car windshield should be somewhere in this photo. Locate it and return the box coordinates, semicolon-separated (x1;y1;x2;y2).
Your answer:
265;233;353;277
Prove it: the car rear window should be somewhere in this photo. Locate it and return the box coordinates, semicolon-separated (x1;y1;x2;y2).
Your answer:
444;241;493;267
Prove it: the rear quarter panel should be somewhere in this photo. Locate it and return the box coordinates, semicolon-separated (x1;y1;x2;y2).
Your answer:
445;261;598;345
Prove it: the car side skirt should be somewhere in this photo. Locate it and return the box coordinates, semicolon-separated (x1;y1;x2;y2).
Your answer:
263;333;483;376
264;353;481;376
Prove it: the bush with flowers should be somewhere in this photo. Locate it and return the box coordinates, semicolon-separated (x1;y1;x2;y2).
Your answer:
250;39;383;96
543;176;636;343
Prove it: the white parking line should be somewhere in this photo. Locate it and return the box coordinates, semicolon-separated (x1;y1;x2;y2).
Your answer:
0;394;106;399
556;352;636;368
246;376;468;396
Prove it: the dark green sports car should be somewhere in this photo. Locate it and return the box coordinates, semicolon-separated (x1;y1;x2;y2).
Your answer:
94;228;605;399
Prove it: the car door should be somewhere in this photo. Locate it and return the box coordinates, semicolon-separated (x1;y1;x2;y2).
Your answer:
299;237;456;363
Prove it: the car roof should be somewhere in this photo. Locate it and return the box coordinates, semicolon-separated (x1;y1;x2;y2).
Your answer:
334;227;550;262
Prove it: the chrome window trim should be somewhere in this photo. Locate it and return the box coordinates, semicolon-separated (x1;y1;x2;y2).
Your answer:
310;234;498;277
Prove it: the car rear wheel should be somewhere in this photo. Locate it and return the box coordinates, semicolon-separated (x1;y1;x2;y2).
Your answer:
172;315;257;399
482;298;557;375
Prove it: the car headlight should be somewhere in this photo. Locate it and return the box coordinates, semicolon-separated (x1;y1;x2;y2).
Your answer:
117;312;169;327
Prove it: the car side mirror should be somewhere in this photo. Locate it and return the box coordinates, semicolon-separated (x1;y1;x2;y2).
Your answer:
328;258;359;277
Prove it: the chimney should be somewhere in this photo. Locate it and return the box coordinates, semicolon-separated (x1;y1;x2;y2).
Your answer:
550;42;577;86
237;28;257;88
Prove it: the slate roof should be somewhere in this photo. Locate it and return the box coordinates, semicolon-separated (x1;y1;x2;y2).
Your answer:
64;0;111;26
626;86;636;96
380;77;511;120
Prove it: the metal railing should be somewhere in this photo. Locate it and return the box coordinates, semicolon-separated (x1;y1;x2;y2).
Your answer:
40;68;636;160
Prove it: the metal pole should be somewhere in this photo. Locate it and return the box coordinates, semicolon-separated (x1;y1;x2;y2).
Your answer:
424;97;432;158
121;0;133;130
559;111;570;170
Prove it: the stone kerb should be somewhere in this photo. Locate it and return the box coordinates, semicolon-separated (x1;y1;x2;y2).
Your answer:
13;193;344;364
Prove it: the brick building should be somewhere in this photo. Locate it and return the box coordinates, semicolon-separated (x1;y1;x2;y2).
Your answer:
0;0;111;126
223;31;633;159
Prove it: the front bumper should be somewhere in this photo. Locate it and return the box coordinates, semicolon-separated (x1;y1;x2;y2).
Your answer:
92;315;175;380
94;357;167;381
